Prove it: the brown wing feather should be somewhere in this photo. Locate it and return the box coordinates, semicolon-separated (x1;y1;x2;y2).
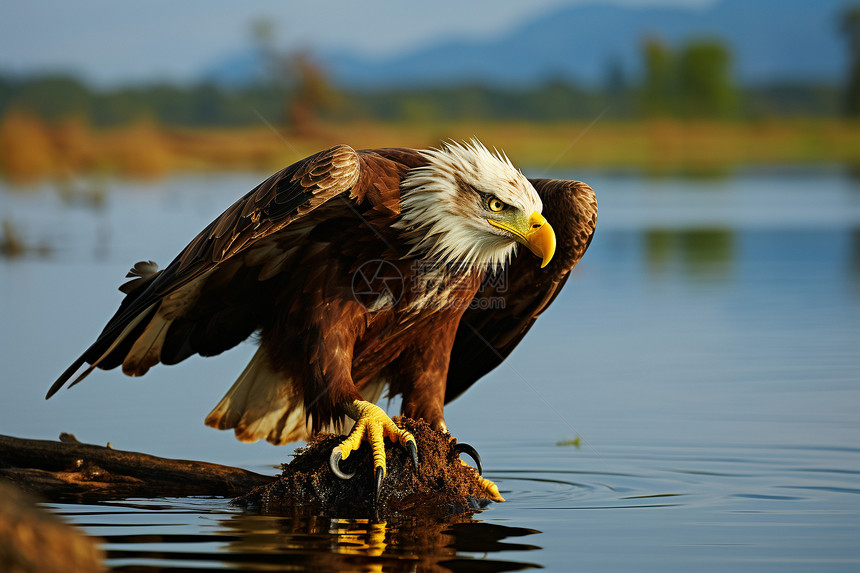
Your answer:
445;178;598;402
46;144;361;398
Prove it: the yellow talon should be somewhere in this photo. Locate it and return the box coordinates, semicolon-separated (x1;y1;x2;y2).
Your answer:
478;476;505;502
459;459;506;502
329;400;419;500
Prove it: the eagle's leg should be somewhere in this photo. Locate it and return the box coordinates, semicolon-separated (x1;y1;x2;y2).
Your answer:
396;329;506;503
329;399;418;502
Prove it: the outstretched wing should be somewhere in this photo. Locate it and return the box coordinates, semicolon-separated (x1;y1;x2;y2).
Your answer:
47;144;361;398
444;178;598;403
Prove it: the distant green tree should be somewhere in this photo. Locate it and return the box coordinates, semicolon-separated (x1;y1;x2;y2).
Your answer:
641;37;675;116
2;75;92;121
677;39;737;118
604;56;627;97
841;6;860;117
603;56;635;118
640;37;736;119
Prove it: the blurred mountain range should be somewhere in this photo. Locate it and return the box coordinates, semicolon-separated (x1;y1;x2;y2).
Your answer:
204;0;852;89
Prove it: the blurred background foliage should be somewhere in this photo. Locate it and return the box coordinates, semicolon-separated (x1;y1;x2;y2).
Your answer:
1;4;859;181
0;35;845;128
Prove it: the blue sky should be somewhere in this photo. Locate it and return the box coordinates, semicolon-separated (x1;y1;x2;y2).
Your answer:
0;0;714;86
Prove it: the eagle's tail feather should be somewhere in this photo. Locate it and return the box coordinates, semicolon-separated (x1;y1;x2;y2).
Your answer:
204;347;312;445
204;350;391;446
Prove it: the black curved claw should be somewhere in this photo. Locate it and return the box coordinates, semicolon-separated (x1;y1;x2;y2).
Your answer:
453;442;483;476
374;466;384;505
407;439;419;470
329;447;356;480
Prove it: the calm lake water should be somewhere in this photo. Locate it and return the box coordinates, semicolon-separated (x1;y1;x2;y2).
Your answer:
1;165;859;571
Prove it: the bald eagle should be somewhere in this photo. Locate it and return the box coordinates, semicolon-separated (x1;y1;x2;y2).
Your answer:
47;141;597;501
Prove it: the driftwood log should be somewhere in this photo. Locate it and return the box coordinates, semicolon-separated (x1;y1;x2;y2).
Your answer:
0;434;274;572
0;433;275;502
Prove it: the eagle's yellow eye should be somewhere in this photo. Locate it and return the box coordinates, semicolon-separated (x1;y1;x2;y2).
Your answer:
487;197;506;212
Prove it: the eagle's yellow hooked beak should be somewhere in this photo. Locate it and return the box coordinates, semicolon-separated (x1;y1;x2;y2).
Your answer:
523;212;556;268
489;211;556;268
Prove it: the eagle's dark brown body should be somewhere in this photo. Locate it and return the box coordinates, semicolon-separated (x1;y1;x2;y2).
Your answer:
48;145;597;446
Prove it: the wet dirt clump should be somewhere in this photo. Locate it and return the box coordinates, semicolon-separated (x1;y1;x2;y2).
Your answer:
234;417;497;518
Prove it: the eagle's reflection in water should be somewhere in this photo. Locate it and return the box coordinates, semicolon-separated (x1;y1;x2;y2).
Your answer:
214;510;542;572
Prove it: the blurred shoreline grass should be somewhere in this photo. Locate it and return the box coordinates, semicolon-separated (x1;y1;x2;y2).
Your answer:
2;110;859;183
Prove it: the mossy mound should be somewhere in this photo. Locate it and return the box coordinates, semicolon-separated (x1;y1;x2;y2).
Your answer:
234;417;496;518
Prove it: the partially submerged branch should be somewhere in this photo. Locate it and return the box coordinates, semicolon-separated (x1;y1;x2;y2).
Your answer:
0;433;275;501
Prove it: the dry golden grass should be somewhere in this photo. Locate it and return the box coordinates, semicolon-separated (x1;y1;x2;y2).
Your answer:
0;110;58;181
2;111;859;183
421;119;860;171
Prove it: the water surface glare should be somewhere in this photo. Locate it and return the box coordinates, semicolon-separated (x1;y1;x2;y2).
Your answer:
1;166;859;571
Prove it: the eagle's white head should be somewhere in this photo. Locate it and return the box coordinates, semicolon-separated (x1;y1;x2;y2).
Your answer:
395;139;556;270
